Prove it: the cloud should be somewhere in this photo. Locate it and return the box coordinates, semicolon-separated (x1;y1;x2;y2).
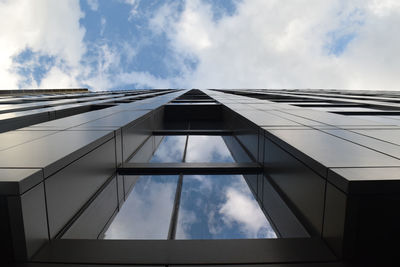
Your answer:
185;136;233;162
0;0;85;89
2;0;400;91
104;175;178;239
152;0;400;90
220;184;276;238
87;0;99;11
123;0;141;21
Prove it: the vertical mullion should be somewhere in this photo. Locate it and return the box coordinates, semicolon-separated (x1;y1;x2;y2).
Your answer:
167;135;189;240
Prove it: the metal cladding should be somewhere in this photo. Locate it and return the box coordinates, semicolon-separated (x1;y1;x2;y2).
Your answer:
1;88;400;266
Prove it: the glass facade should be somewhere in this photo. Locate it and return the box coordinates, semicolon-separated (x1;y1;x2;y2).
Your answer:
104;175;179;239
102;135;276;240
177;175;276;239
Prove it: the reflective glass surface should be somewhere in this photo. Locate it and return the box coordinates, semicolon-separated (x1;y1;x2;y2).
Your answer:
185;136;235;163
103;175;179;239
176;175;277;239
150;136;186;163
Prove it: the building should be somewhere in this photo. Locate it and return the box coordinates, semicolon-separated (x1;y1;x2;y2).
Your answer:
1;88;400;266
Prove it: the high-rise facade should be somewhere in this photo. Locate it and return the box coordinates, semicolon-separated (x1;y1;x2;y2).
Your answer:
1;88;400;266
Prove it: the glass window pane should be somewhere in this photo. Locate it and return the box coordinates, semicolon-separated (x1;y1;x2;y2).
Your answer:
103;175;179;239
185;136;235;163
150;136;186;163
176;175;277;239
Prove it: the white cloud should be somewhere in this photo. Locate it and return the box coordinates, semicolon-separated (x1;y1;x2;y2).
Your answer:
87;0;99;11
123;0;141;21
152;0;400;90
2;0;400;91
220;186;276;238
104;176;177;239
185;136;233;162
0;0;85;89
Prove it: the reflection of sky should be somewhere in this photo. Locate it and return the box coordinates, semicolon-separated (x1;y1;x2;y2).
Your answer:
185;136;235;163
176;175;277;239
150;136;186;163
103;175;178;239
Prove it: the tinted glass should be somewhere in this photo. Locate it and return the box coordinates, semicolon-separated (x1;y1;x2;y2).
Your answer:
103;175;179;239
185;136;235;163
176;175;276;239
150;136;186;163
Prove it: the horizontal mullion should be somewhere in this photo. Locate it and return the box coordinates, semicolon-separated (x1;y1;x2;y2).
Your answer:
152;130;233;135
117;162;262;175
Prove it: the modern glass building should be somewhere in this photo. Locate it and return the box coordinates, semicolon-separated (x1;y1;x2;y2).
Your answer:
1;88;400;266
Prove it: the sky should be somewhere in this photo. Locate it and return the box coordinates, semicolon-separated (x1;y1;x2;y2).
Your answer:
1;0;400;91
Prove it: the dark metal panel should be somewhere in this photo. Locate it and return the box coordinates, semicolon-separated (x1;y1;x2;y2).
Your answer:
264;138;325;235
114;129;122;167
322;182;347;258
328;167;400;194
323;129;400;159
352;128;400;145
266;129;400;177
32;238;337;265
118;162;262;175
0;130;114;178
8;183;49;260
0;168;43;195
0;130;57;151
72;110;150;129
122;115;153;162
116;174;124;206
45;138;116;238
282;109;390;126
128;136;155;163
261;175;309;238
62;177;118;239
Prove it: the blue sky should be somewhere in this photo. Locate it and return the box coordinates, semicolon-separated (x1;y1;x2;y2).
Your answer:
1;0;400;90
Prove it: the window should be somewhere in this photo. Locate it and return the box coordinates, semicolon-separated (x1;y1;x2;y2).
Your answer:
102;134;276;240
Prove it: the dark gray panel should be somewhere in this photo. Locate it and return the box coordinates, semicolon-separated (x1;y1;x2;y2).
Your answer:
0;130;56;151
0;130;114;178
262;176;309;238
8;183;49;260
114;129;122;167
352;129;400;145
33;238;336;264
264;138;325;235
129;136;154;163
0;168;43;195
266;129;400;177
171;264;343;267
124;175;140;196
72;110;150;129
328;167;400;194
45;138;116;238
122;115;153;161
116;175;124;205
268;110;328;127
243;174;258;196
322;182;347;258
63;177;118;239
323;129;400;159
282;109;388;126
235;110;302;127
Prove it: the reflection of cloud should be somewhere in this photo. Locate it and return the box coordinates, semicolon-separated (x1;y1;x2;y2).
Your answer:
186;136;233;162
219;187;277;238
151;136;186;163
175;208;197;239
104;176;177;239
177;175;277;239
